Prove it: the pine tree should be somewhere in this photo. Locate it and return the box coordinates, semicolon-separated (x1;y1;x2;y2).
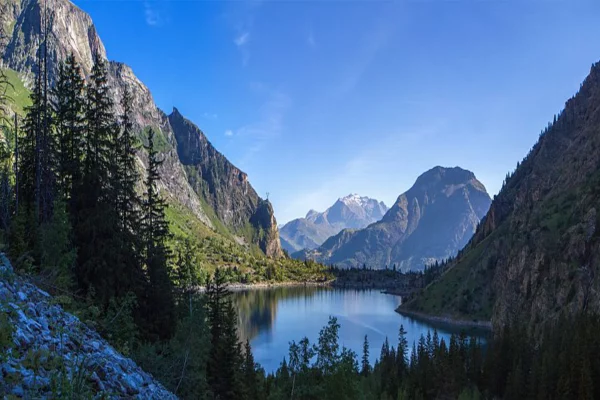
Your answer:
361;335;370;377
116;87;141;236
75;58;120;305
114;86;145;308
397;324;408;378
206;268;243;399
142;128;175;339
51;53;85;209
243;339;260;400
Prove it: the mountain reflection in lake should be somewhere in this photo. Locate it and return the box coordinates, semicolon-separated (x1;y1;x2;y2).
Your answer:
230;286;487;373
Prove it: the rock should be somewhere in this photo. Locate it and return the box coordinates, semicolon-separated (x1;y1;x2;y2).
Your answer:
0;254;177;399
23;374;50;390
11;385;24;397
90;340;101;351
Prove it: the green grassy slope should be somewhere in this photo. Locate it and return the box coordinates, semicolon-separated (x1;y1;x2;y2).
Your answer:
165;200;331;284
1;68;31;116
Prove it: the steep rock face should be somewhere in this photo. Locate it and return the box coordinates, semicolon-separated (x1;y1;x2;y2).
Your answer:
402;62;600;332
280;195;388;253
3;0;105;83
301;167;491;271
0;255;176;399
168;108;283;258
1;0;283;256
1;0;212;227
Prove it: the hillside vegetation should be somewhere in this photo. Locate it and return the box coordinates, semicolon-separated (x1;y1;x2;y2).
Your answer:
402;61;600;332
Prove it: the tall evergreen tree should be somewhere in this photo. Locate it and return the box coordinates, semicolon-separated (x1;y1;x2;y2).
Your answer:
361;335;370;377
51;53;85;208
75;58;121;305
243;339;260;400
206;268;243;400
142;128;175;339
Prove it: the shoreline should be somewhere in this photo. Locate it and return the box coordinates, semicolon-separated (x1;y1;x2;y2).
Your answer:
396;308;492;330
194;279;334;292
193;279;409;293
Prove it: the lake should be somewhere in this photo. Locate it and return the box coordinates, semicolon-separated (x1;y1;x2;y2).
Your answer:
231;286;488;373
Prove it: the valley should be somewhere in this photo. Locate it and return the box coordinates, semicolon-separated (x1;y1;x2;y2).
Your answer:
1;0;600;398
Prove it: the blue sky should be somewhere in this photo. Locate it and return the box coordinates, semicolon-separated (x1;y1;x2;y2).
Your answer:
76;0;600;224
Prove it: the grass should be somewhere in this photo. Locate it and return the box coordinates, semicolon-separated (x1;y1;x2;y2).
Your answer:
405;225;503;321
1;68;31;116
165;198;330;284
136;125;172;153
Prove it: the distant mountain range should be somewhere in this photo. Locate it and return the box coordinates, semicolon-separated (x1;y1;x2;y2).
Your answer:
297;167;492;271
279;194;388;253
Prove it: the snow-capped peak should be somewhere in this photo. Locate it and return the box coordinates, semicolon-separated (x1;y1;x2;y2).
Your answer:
338;194;371;207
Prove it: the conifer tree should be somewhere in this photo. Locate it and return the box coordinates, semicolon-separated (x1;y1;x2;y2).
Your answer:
243;339;260;400
206;268;244;400
76;58;122;306
361;335;370;377
142;128;175;338
51;53;85;208
114;87;145;305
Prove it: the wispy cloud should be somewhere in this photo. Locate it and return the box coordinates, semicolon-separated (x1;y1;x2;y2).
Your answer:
144;2;160;26
202;112;218;120
226;1;263;66
235;32;250;47
276;124;441;224
233;83;291;167
335;22;393;97
144;1;169;27
307;29;316;48
224;129;234;137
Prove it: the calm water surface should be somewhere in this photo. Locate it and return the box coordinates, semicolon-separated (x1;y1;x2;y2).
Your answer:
232;287;487;373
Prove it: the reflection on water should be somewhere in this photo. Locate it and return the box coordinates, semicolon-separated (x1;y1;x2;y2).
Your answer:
230;287;487;373
233;286;323;342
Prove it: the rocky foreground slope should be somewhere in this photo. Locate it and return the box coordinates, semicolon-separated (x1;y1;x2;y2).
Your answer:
300;167;491;271
401;61;600;332
0;255;176;399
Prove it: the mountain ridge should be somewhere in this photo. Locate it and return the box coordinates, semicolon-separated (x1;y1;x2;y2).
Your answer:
299;166;492;271
279;194;388;254
401;61;600;332
0;0;283;257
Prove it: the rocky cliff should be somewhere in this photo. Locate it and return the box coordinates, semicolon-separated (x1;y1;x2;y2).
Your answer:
401;62;600;332
0;0;282;257
0;255;176;399
168;108;283;258
300;167;491;271
280;194;388;253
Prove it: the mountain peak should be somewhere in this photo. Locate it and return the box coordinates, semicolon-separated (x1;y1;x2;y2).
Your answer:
280;194;389;253
413;166;477;188
302;167;492;271
338;193;369;206
170;107;182;118
306;209;319;219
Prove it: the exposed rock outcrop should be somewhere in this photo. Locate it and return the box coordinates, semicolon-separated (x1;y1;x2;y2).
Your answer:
168;108;283;258
0;255;177;399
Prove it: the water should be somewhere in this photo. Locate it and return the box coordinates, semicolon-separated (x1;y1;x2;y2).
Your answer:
231;286;488;373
